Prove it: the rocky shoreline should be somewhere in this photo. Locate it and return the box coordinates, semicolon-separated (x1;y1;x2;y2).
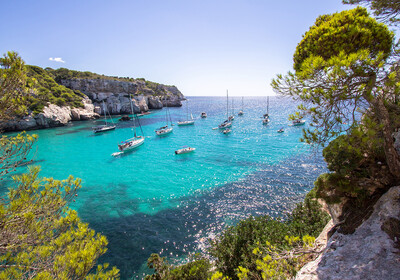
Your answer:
1;77;184;132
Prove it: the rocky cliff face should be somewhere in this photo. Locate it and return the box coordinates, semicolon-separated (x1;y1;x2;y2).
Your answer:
59;78;183;115
0;97;99;132
296;186;400;280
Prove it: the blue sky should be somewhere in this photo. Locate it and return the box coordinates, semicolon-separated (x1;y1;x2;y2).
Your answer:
2;0;350;96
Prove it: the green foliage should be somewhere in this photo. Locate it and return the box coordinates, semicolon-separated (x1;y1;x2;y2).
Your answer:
293;7;393;72
343;0;400;25
0;51;29;120
314;117;389;203
47;68;135;83
0;166;119;279
209;197;329;280
144;253;212;280
0;132;37;177
26;65;84;114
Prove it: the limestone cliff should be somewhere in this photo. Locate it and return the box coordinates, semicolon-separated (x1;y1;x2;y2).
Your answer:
58;78;183;115
1;97;99;131
296;186;400;280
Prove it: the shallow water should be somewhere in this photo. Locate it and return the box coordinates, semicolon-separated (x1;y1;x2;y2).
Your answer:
2;96;327;279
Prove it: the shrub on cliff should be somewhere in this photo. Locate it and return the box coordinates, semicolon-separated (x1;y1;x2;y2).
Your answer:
144;253;212;280
209;197;329;280
26;65;84;114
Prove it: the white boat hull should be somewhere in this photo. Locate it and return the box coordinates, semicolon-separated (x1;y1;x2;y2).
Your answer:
156;127;173;136
118;136;145;152
175;147;196;154
177;120;195;126
93;125;116;133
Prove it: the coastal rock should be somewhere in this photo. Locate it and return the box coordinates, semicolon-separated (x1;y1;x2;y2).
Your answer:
147;96;163;109
36;104;72;127
162;96;182;107
295;186;400;280
58;78;184;114
394;130;400;155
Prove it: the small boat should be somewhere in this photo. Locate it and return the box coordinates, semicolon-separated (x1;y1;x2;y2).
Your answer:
156;97;173;136
118;136;145;151
262;96;270;124
175;146;196;154
178;101;195;126
238;97;244;116
93;101;116;133
156;125;173;136
117;94;145;153
218;120;232;129
277;127;284;133
292;119;306;126
201;112;207;118
228;115;235;121
223;128;231;134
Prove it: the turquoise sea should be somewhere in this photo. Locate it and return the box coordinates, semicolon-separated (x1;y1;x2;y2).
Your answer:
2;96;327;279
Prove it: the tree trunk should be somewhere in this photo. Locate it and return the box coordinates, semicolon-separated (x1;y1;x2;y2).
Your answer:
374;97;400;182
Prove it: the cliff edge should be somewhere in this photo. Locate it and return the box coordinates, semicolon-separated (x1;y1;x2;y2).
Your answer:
296;186;400;280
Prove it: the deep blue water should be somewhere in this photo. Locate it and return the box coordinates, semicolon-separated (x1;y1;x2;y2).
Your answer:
2;96;327;279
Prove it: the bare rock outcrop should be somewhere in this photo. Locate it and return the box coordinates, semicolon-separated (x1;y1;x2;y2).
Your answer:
0;98;99;131
58;78;183;114
295;186;400;280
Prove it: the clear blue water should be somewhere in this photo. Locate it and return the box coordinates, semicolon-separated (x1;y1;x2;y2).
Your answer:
2;96;327;279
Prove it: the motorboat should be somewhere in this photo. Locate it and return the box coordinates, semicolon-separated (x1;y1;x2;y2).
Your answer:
201;112;207;118
175;146;196;154
292;119;306;126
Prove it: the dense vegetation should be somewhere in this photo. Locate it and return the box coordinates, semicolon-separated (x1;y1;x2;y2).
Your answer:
26;65;84;114
144;198;330;280
0;52;119;279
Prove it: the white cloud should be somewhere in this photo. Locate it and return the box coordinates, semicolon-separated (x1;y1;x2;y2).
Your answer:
49;57;65;63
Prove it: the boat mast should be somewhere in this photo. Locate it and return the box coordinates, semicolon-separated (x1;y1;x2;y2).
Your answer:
226;90;228;119
102;101;106;125
129;94;137;138
242;97;244;111
232;97;234;115
267;96;269;115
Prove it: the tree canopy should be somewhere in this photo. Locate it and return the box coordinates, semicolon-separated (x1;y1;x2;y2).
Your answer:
343;0;400;24
0;52;119;279
272;7;400;180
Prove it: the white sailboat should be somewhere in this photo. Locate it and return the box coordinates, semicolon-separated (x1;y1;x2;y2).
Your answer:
93;101;116;133
117;95;145;152
219;90;232;129
229;97;235;121
238;97;244;116
263;96;270;124
155;96;173;136
178;99;195;126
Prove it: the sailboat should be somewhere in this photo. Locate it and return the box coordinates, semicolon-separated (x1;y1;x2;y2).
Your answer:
263;96;270;124
156;96;173;136
177;99;195;126
117;95;145;152
219;90;232;129
93;101;116;133
228;97;235;121
238;97;244;116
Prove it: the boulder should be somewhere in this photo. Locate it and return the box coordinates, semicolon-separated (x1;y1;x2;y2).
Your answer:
148;96;163;109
